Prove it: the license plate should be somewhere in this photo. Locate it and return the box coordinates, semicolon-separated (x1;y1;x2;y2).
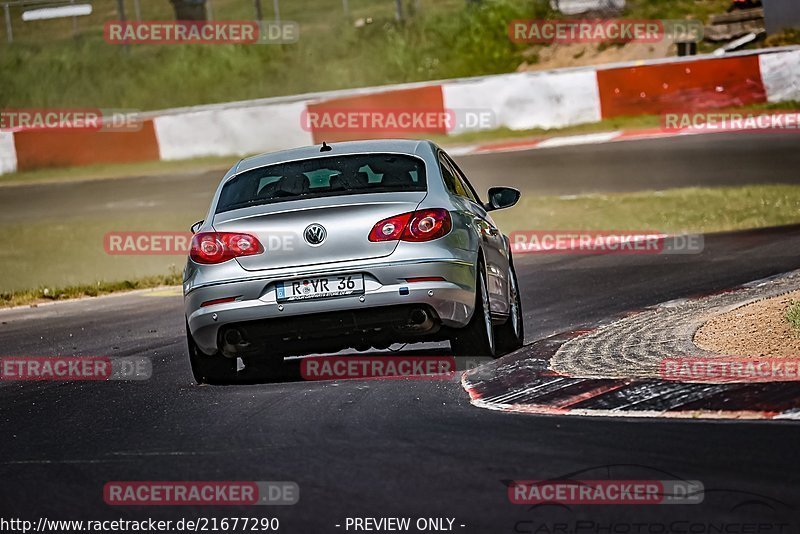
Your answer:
276;274;365;302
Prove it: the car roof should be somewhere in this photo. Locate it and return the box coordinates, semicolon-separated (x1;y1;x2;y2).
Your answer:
234;139;436;174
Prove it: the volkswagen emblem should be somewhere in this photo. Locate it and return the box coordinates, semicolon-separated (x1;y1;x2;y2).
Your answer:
304;223;327;246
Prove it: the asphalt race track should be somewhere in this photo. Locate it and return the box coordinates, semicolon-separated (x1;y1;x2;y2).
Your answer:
458;131;800;195
1;132;800;531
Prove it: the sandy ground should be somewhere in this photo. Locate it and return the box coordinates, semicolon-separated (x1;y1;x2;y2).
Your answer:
694;290;800;357
518;41;674;71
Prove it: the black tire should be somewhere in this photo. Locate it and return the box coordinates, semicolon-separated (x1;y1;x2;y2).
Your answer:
450;265;496;357
186;321;238;385
495;261;525;354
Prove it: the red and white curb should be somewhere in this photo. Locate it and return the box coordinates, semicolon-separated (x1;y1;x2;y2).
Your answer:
447;114;798;157
462;269;800;421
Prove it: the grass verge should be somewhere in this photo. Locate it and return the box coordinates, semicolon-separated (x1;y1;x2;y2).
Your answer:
4;0;782;111
4;184;800;307
1;0;544;110
0;270;182;309
491;184;800;234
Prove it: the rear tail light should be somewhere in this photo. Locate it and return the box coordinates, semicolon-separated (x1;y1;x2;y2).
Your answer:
369;209;452;243
200;296;240;308
190;232;264;264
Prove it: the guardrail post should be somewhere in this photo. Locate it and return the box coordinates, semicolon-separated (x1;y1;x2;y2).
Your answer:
70;0;78;36
116;0;128;52
4;3;12;44
115;0;126;22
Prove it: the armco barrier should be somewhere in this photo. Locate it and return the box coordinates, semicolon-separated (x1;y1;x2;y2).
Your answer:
596;55;767;118
306;85;446;143
0;132;16;174
153;100;313;161
759;50;800;102
12;119;160;172
441;68;601;134
1;47;798;175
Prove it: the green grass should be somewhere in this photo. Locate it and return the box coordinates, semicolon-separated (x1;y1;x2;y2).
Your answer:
0;0;761;111
0;0;544;110
786;301;800;332
765;28;800;47
0;270;182;308
3;184;800;303
492;184;800;234
0;211;204;294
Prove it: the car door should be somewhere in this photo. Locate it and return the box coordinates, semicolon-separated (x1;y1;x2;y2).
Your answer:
439;152;510;316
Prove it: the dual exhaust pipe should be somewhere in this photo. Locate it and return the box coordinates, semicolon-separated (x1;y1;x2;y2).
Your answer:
220;306;436;357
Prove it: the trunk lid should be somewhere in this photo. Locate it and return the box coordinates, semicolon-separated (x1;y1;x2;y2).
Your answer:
213;192;426;271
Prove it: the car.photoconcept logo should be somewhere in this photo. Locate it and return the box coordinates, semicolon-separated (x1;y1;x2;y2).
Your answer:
304;224;327;246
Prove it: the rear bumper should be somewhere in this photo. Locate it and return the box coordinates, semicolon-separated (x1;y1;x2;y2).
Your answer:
185;257;476;355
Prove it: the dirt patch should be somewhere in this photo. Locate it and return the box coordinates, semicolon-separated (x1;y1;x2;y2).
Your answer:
694;290;800;357
518;41;674;71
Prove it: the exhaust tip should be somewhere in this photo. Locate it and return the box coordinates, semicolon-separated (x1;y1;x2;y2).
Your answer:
409;308;428;325
224;328;244;346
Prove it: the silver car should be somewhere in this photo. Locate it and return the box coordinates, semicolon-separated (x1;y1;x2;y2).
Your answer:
184;139;523;384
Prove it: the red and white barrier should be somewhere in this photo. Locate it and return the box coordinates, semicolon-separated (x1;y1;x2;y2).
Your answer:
2;47;798;175
760;50;800;102
442;69;602;134
153;100;313;161
0;132;16;174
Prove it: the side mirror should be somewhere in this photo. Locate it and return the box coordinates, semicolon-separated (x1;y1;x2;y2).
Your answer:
485;187;521;211
190;220;204;234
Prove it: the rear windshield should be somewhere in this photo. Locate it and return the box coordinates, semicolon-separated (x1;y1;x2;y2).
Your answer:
216;153;427;214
